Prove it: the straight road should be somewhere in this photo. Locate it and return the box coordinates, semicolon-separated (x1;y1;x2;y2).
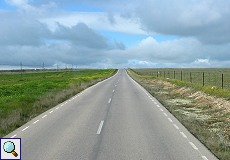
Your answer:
5;69;218;160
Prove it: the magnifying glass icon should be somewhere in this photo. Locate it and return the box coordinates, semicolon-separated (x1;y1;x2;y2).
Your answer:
3;141;18;157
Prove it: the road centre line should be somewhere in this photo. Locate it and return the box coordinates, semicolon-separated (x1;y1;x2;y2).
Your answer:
160;108;164;111
42;115;47;118
189;142;198;150
113;89;115;93
157;105;160;108
56;107;59;110
33;120;39;124
22;126;29;132
49;110;54;113
164;113;168;117
97;121;104;134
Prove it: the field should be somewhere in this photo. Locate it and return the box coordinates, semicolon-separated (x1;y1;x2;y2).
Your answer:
129;69;230;160
134;68;230;89
0;69;116;137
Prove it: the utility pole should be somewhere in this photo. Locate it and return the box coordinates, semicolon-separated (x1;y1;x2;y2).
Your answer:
42;62;45;71
20;62;22;76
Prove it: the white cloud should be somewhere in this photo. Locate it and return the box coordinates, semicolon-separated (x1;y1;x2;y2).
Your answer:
1;0;230;68
40;12;144;34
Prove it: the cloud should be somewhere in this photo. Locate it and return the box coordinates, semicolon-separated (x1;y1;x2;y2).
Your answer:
0;11;50;46
136;0;230;44
1;0;230;69
52;23;110;49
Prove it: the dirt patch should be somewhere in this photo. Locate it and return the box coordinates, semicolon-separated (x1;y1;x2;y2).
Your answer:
166;98;193;106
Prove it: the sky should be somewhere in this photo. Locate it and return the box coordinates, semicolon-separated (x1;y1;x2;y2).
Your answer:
0;0;230;69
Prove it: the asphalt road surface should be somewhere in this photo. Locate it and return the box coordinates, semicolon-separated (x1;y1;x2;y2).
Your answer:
5;69;218;160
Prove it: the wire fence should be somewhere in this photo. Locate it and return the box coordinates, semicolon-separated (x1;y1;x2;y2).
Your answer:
133;68;230;90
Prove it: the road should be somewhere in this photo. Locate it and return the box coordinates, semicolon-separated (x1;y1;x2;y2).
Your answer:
5;69;218;160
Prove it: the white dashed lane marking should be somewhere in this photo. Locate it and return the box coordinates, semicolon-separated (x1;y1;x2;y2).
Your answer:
180;132;187;138
108;98;111;104
11;135;17;138
49;110;54;114
189;142;198;150
202;156;209;160
22;126;29;132
97;121;104;135
173;124;179;130
42;115;47;118
33;120;39;124
168;118;173;123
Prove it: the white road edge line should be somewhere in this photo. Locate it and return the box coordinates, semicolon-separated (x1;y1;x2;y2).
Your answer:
180;132;187;138
168;118;173;122
160;108;164;112
189;142;198;150
108;98;111;104
97;120;104;134
164;113;168;117
56;107;59;110
42;115;47;118
49;110;54;113
113;89;115;93
202;156;209;160
33;120;39;124
11;135;17;138
173;124;179;130
22;126;29;131
157;105;160;108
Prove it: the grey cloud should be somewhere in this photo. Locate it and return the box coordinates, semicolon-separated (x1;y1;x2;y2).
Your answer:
107;12;116;25
137;0;230;44
114;40;125;50
53;23;110;49
0;12;50;46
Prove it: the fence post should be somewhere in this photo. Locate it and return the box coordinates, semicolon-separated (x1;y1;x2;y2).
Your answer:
222;74;224;89
203;72;205;86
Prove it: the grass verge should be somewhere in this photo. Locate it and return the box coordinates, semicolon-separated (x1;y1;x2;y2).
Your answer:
0;69;117;137
128;69;230;160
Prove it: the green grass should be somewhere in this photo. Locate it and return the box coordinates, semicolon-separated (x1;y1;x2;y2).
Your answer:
0;69;117;137
128;69;230;160
131;68;230;99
